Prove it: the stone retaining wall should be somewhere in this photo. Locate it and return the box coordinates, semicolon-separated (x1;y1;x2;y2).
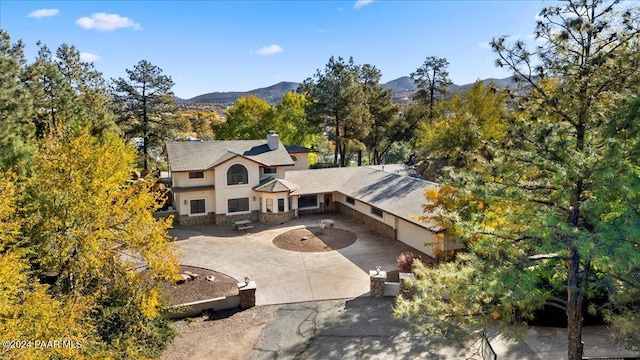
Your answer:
336;202;396;240
178;212;215;226
169;295;240;319
258;210;295;224
214;211;259;224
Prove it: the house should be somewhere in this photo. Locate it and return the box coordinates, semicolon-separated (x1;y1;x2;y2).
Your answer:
164;132;462;257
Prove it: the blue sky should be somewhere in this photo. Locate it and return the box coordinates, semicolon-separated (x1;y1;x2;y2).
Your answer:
1;1;546;99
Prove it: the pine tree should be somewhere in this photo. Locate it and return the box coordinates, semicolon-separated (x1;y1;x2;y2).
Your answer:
0;30;35;171
410;56;452;121
396;1;640;359
111;60;185;171
359;64;401;165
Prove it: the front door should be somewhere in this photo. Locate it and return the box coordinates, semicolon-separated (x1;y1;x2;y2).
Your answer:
324;193;333;212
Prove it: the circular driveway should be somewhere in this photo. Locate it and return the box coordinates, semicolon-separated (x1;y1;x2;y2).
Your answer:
170;214;426;305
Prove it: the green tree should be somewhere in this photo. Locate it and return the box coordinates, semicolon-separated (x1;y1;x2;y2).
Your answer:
299;56;369;167
22;42;116;140
54;44;117;136
0;30;34;171
395;1;640;359
24;43;80;138
214;95;276;140
274;91;319;147
416;81;510;180
359;64;402;165
410;56;452;121
111;60;185;171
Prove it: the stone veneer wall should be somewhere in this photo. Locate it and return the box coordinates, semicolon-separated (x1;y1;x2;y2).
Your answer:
178;212;215;226
214;211;259;224
258;211;295;224
335;202;397;240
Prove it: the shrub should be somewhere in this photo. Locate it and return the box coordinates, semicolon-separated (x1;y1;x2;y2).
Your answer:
396;252;423;273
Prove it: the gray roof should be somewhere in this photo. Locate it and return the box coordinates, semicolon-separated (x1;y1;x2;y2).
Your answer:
366;164;421;178
284;145;315;153
285;167;440;231
166;140;294;172
253;177;300;193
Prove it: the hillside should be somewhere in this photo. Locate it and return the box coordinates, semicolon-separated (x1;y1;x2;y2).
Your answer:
184;81;299;106
381;76;416;103
182;77;517;106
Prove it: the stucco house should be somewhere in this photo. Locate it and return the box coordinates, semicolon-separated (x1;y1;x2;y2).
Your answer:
164;132;461;257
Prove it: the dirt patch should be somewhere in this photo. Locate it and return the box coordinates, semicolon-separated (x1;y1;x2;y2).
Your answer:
160;265;238;304
273;227;357;252
160;307;271;360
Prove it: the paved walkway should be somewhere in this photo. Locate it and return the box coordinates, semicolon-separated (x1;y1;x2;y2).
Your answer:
170;214;423;305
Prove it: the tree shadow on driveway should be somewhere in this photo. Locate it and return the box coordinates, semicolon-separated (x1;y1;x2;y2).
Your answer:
250;297;469;360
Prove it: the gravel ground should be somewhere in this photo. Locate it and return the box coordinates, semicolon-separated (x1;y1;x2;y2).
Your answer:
160;306;274;360
160;265;239;304
272;227;357;252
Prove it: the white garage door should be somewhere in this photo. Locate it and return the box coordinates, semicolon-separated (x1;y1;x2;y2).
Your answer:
396;218;439;258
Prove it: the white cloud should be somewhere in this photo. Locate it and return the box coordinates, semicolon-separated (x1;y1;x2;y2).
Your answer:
80;52;101;62
354;0;374;9
251;44;283;56
76;13;142;31
27;8;59;19
478;42;491;49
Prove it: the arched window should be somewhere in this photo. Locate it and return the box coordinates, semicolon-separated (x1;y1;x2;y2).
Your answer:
227;164;248;185
291;155;298;161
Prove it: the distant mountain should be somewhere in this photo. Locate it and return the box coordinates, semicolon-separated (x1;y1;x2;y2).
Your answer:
182;77;518;106
381;76;416;103
454;77;519;93
184;81;299;106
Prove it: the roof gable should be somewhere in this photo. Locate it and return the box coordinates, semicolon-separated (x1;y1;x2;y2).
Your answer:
253;177;300;193
166;140;294;172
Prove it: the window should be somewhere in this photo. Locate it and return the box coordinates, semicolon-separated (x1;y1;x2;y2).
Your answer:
190;199;206;214
188;171;204;179
346;196;355;205
288;197;292;211
227;164;248;185
266;198;273;213
278;198;285;212
371;206;383;218
291;155;298;161
298;195;318;208
228;198;250;213
263;167;277;174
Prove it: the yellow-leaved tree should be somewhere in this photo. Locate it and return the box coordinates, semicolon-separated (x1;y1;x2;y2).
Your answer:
0;173;91;360
10;130;180;358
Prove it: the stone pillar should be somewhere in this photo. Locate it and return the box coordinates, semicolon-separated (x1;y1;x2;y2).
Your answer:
399;273;415;299
369;269;387;298
238;281;257;309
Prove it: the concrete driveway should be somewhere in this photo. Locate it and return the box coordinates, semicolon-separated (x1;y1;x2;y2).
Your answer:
170;214;424;306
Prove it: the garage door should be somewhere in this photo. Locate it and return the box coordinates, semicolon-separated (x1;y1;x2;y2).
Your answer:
396;218;438;258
